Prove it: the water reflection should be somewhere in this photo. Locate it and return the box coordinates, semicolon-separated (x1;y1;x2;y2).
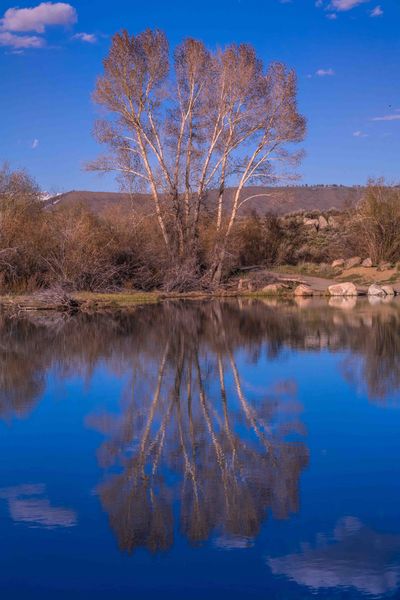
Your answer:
0;300;400;598
268;517;400;596
88;328;307;553
0;484;77;529
1;299;400;418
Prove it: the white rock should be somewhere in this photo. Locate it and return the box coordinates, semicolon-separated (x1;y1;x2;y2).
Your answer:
332;259;345;268
368;284;385;296
303;218;319;228
318;215;328;229
362;258;373;267
294;284;313;297
381;285;395;296
328;282;358;296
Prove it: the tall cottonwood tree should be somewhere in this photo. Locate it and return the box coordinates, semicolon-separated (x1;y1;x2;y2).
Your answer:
90;29;305;284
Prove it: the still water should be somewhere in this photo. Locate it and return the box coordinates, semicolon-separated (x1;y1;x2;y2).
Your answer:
1;298;400;599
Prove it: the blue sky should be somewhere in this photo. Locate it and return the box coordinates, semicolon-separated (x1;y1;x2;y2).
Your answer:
0;0;399;193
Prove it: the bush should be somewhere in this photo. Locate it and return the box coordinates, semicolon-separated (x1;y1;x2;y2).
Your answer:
351;182;400;264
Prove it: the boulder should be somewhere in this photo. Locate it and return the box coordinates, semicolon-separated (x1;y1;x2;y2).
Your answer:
382;285;395;296
303;218;319;228
318;215;328;229
368;284;385;296
294;284;313;297
261;283;289;295
328;282;358;296
332;259;345;268
378;261;393;271
362;258;373;267
344;256;362;270
328;215;339;228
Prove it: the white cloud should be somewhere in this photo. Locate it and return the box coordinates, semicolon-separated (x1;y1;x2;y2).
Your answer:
370;5;383;17
0;31;44;48
326;13;338;19
372;115;400;122
316;68;335;76
1;2;77;33
329;0;370;10
316;0;371;12
353;131;368;137
32;138;39;149
72;32;97;43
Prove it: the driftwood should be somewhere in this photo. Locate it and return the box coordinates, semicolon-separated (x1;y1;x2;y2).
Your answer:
1;287;82;315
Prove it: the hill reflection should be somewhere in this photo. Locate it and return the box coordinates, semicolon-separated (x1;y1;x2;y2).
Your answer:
1;299;400;421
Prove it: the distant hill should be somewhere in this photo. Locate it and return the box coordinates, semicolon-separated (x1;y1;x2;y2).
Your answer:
48;185;364;216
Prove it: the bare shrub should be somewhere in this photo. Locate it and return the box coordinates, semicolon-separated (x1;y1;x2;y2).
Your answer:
351;182;400;264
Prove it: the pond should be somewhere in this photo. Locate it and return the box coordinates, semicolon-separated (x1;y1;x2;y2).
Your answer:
1;298;400;599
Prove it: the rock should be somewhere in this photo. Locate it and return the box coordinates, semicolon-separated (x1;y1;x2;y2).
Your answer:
378;261;393;271
332;259;345;268
294;284;313;297
261;283;289;295
318;215;328;229
328;282;358;296
368;284;385;296
382;285;395;296
344;256;362;270
328;215;339;228
303;218;319;228
362;258;373;267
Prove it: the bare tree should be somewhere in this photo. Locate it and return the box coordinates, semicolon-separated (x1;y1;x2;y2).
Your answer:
90;29;305;284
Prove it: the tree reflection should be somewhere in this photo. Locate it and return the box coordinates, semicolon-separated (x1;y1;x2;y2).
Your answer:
89;303;308;553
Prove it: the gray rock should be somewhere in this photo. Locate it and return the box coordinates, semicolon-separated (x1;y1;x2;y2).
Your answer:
328;282;358;296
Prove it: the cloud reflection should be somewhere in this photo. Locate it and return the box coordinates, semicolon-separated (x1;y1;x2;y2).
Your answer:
268;517;400;596
0;484;77;529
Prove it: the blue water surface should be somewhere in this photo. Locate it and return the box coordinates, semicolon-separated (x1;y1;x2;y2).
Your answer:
0;298;399;599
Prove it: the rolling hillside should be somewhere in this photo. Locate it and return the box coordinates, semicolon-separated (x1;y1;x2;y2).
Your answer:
48;185;364;216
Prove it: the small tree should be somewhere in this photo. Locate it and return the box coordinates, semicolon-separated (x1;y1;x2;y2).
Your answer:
90;29;305;285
